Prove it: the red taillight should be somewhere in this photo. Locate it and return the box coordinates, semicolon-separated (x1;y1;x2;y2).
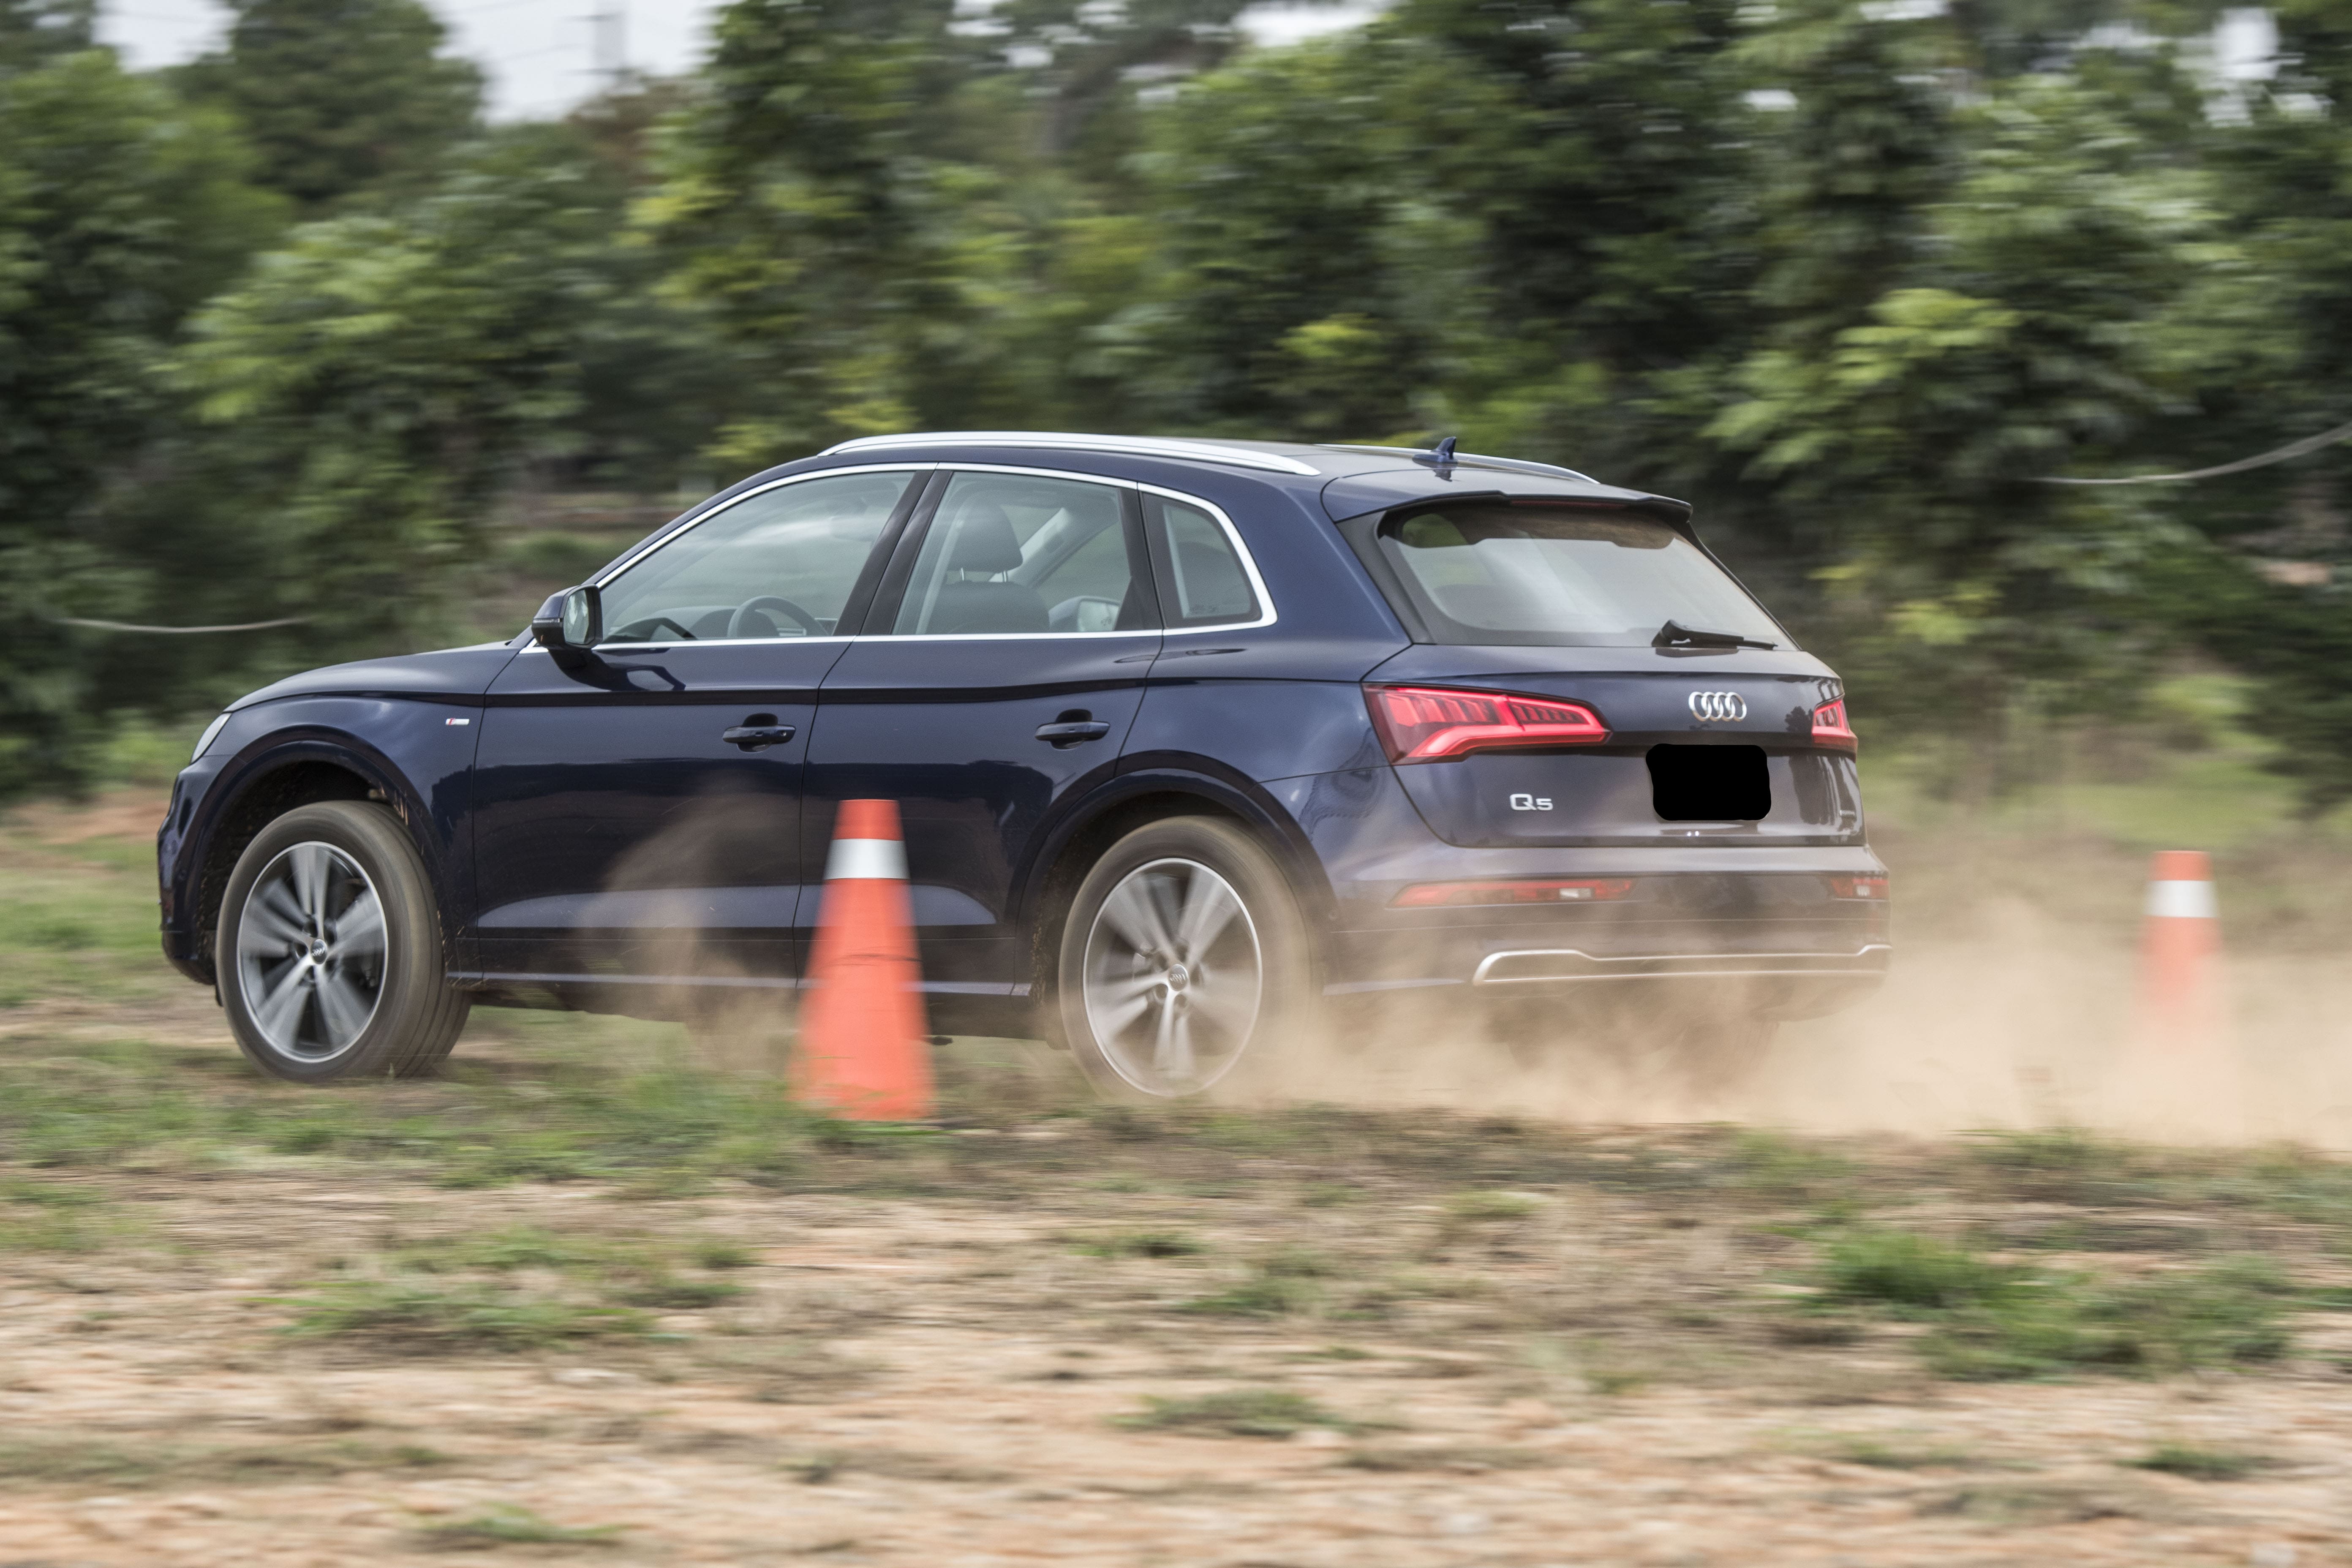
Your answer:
1366;685;1609;764
1812;697;1857;751
1829;875;1888;900
1392;878;1636;908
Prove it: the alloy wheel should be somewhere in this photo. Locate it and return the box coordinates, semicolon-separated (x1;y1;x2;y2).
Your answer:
234;841;387;1061
1081;856;1262;1095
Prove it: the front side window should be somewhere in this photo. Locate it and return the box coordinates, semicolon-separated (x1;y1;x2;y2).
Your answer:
1145;494;1260;628
891;472;1153;635
1371;501;1788;649
596;470;916;642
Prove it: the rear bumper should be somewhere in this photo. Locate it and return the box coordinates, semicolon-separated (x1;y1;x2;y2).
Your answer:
1321;906;1890;1021
1280;763;1889;1017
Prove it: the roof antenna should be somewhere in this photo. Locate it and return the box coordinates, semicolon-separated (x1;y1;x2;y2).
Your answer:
1416;436;1459;471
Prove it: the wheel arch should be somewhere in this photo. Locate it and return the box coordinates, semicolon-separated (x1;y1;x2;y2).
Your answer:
1014;762;1337;1006
185;731;445;983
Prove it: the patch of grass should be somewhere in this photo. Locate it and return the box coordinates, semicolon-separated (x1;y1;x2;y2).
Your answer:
280;1277;653;1353
612;1273;746;1309
1179;1247;1329;1317
1918;1481;2149;1525
1922;1260;2292;1381
1820;1436;1987;1470
1723;1131;1858;1200
1963;1128;2140;1204
0;1435;451;1490
2126;1442;2268;1481
1116;1388;1356;1439
0;1179;117;1253
1818;1230;2024;1313
1813;1229;2294;1381
1445;1190;1542;1222
1339;1444;1555;1472
1074;1228;1203;1259
693;1240;757;1270
414;1503;624;1549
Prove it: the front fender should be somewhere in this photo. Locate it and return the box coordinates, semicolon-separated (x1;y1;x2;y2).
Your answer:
162;697;485;980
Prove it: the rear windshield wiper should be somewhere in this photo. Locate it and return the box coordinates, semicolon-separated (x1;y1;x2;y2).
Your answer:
1655;619;1776;651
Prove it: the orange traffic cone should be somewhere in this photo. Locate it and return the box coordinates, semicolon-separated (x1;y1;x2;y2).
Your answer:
2129;849;2238;1138
2138;849;2222;1051
793;799;934;1121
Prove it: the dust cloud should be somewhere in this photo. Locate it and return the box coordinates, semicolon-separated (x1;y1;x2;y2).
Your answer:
1239;901;2352;1149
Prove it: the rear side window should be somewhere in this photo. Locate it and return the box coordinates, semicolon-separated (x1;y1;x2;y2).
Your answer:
1144;495;1261;628
1368;502;1788;649
890;471;1153;636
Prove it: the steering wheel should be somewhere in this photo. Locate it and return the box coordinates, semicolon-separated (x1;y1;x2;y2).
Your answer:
727;595;823;639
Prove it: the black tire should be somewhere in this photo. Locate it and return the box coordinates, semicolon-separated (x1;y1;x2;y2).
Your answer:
215;800;469;1083
1054;815;1317;1100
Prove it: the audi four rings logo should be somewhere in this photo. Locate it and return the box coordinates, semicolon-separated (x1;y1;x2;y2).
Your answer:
1688;691;1747;722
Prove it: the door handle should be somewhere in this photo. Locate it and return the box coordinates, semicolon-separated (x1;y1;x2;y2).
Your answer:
1035;719;1112;747
722;724;795;751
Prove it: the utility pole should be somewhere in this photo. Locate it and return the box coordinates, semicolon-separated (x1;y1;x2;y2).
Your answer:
582;1;627;92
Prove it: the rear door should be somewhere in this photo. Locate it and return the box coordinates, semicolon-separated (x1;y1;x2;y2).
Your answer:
469;468;925;986
807;468;1162;991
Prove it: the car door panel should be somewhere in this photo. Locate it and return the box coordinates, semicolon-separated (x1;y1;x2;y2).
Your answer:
467;468;926;988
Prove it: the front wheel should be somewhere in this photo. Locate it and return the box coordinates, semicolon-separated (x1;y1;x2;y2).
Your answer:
1055;816;1316;1100
216;800;469;1083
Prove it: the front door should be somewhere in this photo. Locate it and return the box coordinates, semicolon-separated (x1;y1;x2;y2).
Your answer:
806;468;1162;995
469;467;927;992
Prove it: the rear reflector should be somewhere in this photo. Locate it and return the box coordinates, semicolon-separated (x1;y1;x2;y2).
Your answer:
1812;697;1857;751
1829;875;1888;900
1366;685;1609;764
1393;878;1636;908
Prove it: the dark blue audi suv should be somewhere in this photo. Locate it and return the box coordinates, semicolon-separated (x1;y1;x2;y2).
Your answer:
158;433;1889;1097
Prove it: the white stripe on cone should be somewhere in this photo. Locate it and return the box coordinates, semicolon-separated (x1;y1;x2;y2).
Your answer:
2145;879;2217;920
825;836;907;882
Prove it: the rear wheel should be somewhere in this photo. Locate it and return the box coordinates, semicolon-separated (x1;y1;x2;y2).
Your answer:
216;801;469;1083
1055;817;1315;1100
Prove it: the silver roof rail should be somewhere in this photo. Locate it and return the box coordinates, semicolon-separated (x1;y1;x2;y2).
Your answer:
820;431;1323;477
1319;444;1598;485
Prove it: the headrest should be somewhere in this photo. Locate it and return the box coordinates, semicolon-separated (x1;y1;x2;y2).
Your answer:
945;504;1025;573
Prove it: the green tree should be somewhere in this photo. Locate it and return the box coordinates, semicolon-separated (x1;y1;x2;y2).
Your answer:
640;0;972;466
0;0;92;70
177;0;482;212
172;132;627;650
1710;71;2252;786
0;48;282;792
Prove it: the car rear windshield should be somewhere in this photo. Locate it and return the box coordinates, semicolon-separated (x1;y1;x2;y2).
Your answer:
1369;501;1789;648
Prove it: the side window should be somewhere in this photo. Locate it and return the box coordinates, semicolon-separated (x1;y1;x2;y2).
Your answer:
1144;494;1261;628
596;471;916;642
891;472;1154;636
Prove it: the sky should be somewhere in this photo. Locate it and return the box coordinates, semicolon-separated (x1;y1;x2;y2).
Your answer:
94;1;1388;124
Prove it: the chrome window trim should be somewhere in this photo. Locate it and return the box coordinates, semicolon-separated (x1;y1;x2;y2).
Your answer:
575;459;1277;650
856;467;1278;641
821;430;1323;477
1134;480;1276;634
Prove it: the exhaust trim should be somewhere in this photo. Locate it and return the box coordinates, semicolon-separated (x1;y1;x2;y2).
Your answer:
1472;944;1892;985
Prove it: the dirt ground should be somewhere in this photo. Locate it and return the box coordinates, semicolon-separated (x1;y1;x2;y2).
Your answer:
4;791;2351;1566
4;1125;2350;1567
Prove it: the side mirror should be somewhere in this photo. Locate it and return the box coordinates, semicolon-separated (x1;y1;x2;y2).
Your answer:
531;585;602;670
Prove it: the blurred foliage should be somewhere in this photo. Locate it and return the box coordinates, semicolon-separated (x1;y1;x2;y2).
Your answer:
2;0;2352;804
174;0;483;214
